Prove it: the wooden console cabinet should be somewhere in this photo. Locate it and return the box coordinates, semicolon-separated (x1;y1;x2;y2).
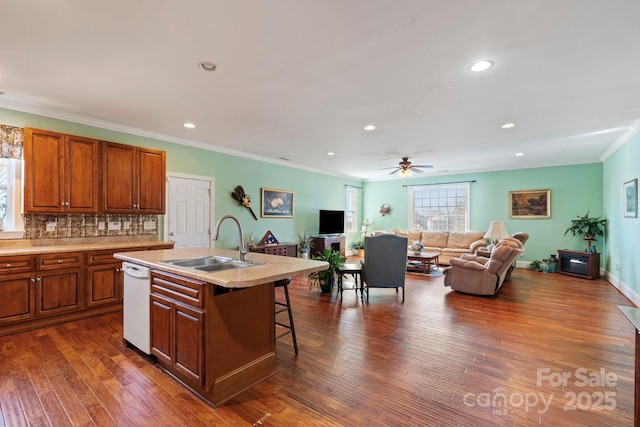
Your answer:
311;235;345;257
557;249;600;280
249;243;298;257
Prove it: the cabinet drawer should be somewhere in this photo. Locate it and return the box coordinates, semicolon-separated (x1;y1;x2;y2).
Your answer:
150;270;205;309
87;249;119;265
37;252;83;270
0;255;35;274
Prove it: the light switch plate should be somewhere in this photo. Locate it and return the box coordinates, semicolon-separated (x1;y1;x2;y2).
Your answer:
143;221;156;230
123;221;130;230
108;221;121;231
98;221;105;231
46;222;56;232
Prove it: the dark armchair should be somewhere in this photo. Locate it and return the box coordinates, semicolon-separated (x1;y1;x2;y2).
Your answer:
360;234;409;301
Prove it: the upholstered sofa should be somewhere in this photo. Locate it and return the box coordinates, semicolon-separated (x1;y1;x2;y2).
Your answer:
374;229;486;265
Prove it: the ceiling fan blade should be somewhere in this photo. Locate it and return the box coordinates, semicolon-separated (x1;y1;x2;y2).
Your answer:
389;169;400;175
412;168;424;174
411;164;433;168
379;166;401;170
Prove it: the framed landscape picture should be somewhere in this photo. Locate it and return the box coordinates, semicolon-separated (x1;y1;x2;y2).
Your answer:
261;188;294;218
509;189;551;219
624;179;637;218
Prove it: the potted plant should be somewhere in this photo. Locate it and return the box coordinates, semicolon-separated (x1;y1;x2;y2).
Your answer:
564;211;607;252
351;240;365;257
308;248;347;293
297;232;313;259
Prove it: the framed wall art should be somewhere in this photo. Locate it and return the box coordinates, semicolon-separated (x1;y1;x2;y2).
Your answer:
624;179;637;218
261;188;294;218
509;189;551;219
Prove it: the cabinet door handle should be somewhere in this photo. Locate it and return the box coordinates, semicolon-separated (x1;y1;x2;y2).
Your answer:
5;263;12;268
31;278;35;284
58;259;64;264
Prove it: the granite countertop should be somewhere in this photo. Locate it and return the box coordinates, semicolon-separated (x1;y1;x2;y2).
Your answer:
0;239;174;256
114;247;328;288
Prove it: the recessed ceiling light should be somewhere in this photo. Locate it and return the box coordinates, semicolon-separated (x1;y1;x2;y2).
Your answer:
501;122;515;129
183;122;196;129
515;152;524;157
364;124;376;131
198;61;217;72
327;152;335;156
470;60;492;72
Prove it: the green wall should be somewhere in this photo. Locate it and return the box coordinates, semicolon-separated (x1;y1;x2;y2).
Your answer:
364;164;604;263
0;107;616;270
603;129;640;299
0;107;363;249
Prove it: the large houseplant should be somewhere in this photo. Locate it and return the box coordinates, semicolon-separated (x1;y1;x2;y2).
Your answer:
308;248;347;293
564;211;607;252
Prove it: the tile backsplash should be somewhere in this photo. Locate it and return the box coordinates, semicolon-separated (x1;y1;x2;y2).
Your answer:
24;214;159;239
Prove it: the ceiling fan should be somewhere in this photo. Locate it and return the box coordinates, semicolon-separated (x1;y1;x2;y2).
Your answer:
380;157;433;175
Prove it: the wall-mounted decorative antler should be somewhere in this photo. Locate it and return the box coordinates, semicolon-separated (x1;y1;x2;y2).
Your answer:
231;185;258;220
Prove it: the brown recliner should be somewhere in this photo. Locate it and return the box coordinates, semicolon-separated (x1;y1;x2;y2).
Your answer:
443;237;524;295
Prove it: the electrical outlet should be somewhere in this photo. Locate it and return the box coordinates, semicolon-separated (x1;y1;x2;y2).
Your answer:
108;221;121;231
98;221;105;231
46;222;56;232
143;221;156;230
123;221;130;230
615;264;621;271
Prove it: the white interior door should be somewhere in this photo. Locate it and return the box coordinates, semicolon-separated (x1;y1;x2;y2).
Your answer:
166;174;214;248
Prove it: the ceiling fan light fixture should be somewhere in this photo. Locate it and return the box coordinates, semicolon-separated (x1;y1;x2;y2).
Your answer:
470;60;492;72
398;169;413;177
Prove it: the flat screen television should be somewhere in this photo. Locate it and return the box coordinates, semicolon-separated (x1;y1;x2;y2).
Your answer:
318;210;345;235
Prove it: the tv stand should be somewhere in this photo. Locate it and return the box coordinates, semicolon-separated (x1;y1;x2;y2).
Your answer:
311;235;345;257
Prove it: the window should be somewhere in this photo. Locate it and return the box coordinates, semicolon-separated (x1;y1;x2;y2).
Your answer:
0;158;23;233
410;183;470;231
345;186;359;234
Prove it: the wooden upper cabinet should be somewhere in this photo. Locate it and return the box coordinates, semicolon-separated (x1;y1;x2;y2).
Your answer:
24;128;99;213
102;142;166;214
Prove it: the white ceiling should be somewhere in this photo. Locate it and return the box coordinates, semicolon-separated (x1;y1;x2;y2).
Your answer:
1;1;639;180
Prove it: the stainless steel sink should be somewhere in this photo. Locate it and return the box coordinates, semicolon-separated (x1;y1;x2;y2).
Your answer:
194;260;263;272
160;256;264;271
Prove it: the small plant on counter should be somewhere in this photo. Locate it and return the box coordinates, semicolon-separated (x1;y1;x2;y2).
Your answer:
297;231;313;256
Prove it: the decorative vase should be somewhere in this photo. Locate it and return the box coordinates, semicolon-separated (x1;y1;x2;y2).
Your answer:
357;249;365;258
412;250;421;255
299;251;308;259
320;277;334;293
547;255;558;273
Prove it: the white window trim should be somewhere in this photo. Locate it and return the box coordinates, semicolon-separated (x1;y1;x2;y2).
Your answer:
409;182;470;231
0;159;25;239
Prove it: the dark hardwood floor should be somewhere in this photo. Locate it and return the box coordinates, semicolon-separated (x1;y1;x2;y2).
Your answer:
0;266;636;426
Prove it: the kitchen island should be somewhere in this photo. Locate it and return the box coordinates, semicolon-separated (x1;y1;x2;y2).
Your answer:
114;247;327;407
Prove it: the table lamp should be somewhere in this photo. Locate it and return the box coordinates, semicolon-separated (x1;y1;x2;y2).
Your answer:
484;221;509;247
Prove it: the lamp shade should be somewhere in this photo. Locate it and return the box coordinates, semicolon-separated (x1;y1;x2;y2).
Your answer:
484;221;509;240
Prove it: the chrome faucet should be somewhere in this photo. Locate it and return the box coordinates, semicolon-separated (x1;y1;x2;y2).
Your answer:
212;215;247;261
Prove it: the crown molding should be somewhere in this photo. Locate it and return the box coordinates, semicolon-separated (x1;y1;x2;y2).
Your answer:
0;98;358;182
600;118;640;161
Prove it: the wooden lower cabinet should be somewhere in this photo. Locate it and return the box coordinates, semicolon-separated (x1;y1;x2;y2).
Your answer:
149;268;275;407
36;269;82;316
0;273;35;323
150;272;205;387
0;243;173;336
86;264;122;307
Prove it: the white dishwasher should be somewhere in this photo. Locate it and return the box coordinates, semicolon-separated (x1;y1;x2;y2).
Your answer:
122;262;152;354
